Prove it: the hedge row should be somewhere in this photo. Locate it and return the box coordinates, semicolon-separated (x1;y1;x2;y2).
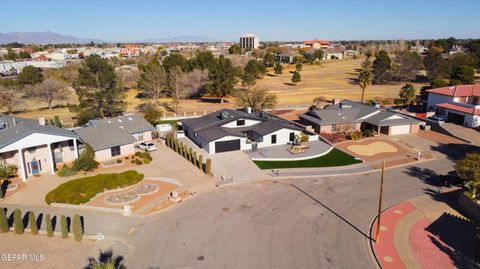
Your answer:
45;170;144;205
165;135;211;174
0;208;84;242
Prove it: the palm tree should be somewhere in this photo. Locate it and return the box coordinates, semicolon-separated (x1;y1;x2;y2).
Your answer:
358;69;372;103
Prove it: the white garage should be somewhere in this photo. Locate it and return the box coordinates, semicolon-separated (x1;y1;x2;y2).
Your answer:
389;125;411;135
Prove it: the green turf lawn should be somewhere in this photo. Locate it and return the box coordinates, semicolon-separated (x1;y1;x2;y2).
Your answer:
253;148;362;169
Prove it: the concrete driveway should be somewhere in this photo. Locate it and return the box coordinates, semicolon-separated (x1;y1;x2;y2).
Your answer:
442;123;480;145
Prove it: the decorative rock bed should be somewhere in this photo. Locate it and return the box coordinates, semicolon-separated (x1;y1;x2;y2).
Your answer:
102;159;124;167
104;183;158;205
6;183;19;191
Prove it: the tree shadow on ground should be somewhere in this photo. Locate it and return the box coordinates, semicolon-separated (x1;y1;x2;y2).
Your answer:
404;166;441;187
426;212;480;268
283;82;297;86
430;143;480;161
84;249;125;269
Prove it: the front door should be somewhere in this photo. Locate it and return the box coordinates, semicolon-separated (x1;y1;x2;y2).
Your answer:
30;160;40;175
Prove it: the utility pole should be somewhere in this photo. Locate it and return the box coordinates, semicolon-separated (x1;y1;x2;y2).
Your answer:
376;161;385;243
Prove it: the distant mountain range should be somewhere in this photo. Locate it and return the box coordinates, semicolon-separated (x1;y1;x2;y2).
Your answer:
0;31;103;44
0;31;223;44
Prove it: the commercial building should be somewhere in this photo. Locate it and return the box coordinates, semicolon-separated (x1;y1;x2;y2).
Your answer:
239;34;259;50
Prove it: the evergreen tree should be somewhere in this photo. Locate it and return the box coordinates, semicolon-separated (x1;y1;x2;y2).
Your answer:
291;71;302;84
28;211;38;235
372;50;392;84
17;66;44;86
0;208;9;233
295;63;302;72
72;214;83;242
73;55;126;119
274;63;283;75
45;214;53;237
206;56;239;103
60;215;68;239
358;69;372;103
137;59;166;107
13;209;24;234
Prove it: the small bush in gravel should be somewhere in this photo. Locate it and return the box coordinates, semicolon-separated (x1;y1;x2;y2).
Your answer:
72;214;83;242
205;159;212;174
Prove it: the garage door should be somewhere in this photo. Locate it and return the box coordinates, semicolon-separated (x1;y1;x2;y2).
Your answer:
389;125;411;135
215;139;240;153
447;112;465;125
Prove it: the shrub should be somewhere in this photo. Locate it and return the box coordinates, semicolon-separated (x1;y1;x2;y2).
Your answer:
205;159;212;174
13;209;24;234
130;159;136;164
60;215;68;239
72;214;83;242
0;163;18;180
193;151;197;165
72;144;99;172
198;155;203;169
188;148;193;162
57;165;77;177
135;159;143;165
45;170;144;205
349;130;362;140
28;211;38;235
364;129;374;137
143;158;151;164
0;208;8;233
45;214;53;237
116;159;122;164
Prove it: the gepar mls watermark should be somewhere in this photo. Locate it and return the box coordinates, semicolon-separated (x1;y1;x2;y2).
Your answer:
1;253;45;262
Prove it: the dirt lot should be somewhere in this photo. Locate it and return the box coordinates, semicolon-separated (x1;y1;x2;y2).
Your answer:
0;233;96;269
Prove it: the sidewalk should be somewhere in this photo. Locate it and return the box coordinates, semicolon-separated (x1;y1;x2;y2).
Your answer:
371;191;479;269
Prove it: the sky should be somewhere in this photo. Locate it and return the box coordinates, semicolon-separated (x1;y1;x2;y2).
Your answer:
2;0;480;41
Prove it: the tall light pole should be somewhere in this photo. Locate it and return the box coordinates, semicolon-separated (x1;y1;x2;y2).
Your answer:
376;161;385;243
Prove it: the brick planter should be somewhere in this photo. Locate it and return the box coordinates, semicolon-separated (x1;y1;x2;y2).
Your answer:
459;193;480;224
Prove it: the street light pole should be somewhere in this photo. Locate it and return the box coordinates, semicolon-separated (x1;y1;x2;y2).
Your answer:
376;161;385;243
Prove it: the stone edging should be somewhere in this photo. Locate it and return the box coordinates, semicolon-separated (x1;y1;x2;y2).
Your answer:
250;146;334;161
50;203;123;214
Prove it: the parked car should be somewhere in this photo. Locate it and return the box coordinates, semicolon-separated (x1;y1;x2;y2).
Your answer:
428;115;446;125
437;174;464;187
138;142;157;152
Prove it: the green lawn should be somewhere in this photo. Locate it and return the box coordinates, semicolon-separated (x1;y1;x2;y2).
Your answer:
253;148;362;170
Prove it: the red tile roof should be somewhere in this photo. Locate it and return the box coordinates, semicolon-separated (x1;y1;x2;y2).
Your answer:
304;40;329;45
436;102;480;115
427;84;480;97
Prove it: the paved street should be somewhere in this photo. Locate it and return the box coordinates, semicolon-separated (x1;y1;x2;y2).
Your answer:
122;158;456;269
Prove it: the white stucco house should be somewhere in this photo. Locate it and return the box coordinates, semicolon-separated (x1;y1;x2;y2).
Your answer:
427;84;480;128
0;115;79;181
181;108;318;154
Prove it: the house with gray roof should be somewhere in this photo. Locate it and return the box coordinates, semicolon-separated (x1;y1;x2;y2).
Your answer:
0;115;79;181
182;108;318;154
299;100;422;135
73;114;155;161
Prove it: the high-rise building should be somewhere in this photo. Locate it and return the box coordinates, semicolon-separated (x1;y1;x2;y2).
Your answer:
239;33;259;50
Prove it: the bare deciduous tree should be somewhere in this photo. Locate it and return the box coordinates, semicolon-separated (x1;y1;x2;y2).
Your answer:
235;88;277;112
31;78;70;109
168;66;187;113
137;60;167;107
0;85;23;114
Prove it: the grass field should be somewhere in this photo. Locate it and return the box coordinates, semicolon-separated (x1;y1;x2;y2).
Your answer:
256;59;428;105
6;59;428;123
253;148;362;169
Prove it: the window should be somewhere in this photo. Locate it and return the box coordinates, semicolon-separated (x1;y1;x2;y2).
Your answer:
237;119;245;126
332;124;337;132
289;132;295;142
111;146;121;157
271;134;277;144
68;140;75;151
133;132;144;141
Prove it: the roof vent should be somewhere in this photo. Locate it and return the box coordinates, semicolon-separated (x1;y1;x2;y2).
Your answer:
220;111;229;119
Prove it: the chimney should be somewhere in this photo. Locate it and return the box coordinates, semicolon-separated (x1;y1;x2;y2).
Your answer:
246;107;252;114
38;117;46;126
